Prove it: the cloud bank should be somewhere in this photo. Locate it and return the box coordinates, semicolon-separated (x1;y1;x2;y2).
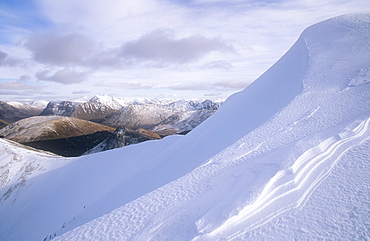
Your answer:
0;50;24;67
25;32;95;65
25;29;234;69
0;0;369;100
35;68;88;84
119;29;234;65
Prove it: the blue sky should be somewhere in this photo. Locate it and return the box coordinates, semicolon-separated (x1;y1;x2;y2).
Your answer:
0;0;50;42
0;0;369;102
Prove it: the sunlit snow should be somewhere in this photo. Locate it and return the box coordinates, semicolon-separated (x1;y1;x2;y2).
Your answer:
0;13;369;241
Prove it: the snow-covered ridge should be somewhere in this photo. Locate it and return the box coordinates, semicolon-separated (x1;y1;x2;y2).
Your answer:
89;95;152;108
6;101;31;109
0;100;43;124
0;13;369;241
29;100;49;109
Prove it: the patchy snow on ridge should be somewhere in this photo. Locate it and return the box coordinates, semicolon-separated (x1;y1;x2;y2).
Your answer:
101;99;221;129
0;13;369;241
29;100;50;109
6;101;30;109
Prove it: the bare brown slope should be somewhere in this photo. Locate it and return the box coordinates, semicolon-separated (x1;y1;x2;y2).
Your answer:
0;119;9;129
0;116;115;143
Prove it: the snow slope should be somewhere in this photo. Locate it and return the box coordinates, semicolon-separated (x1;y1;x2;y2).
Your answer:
0;13;369;241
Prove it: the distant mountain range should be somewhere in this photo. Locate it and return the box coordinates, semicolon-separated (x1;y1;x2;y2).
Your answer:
0;96;222;156
101;99;221;132
39;96;221;133
0;101;43;128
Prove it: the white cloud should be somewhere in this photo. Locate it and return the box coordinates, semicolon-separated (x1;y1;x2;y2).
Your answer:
0;80;32;90
72;90;91;95
25;32;95;65
119;29;235;65
37;0;157;27
169;82;212;91
24;28;235;70
36;68;88;84
0;0;369;100
205;60;234;70
214;80;248;89
94;81;154;90
168;79;247;91
0;50;24;67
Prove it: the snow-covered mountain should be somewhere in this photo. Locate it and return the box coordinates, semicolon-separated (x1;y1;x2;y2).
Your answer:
151;109;216;135
40;96;221;131
0;13;369;241
101;99;221;130
29;100;49;109
0;100;42;127
89;95;152;109
40;101;79;116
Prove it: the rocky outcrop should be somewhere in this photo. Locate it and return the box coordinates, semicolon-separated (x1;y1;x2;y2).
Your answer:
84;126;161;155
39;101;78;117
150;109;216;136
24;131;113;157
40;100;118;122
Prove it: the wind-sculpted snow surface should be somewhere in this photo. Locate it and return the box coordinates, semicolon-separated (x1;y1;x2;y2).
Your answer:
1;13;370;241
54;117;370;241
198;118;370;240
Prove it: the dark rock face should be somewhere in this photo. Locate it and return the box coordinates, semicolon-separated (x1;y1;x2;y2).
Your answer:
40;101;78;117
40;100;117;123
24;131;113;157
0;116;116;156
85;126;161;154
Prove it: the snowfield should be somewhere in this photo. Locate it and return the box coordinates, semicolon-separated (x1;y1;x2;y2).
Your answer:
0;13;369;241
